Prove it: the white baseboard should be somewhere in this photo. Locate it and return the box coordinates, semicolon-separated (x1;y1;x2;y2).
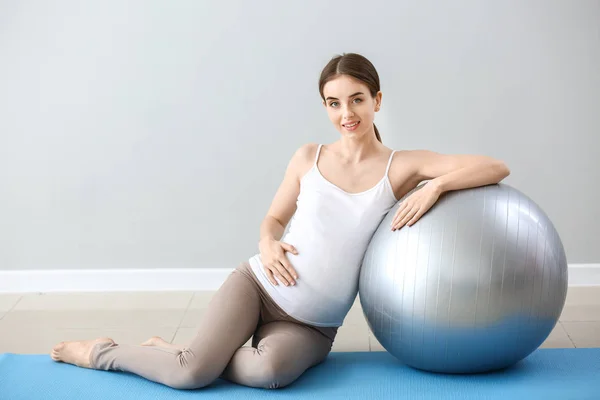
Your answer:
0;264;598;293
567;264;600;286
0;268;235;293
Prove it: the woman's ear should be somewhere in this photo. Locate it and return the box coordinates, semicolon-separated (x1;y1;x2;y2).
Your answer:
375;91;382;111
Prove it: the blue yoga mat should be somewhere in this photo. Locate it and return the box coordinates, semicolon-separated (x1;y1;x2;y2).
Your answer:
1;349;599;399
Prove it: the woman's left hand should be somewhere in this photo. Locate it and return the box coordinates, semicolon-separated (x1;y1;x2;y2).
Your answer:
390;182;443;231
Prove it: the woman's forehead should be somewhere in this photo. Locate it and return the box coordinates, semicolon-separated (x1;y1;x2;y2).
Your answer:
323;75;368;97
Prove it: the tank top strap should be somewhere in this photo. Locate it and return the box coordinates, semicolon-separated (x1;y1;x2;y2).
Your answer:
384;150;396;177
314;144;323;166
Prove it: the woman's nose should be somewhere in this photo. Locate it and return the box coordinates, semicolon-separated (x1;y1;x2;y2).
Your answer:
343;107;355;118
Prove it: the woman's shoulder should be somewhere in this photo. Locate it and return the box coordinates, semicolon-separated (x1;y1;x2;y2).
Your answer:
389;148;429;166
294;142;320;161
284;143;320;180
287;143;319;166
387;149;427;193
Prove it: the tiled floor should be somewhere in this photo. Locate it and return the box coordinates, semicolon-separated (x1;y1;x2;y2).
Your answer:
0;287;598;355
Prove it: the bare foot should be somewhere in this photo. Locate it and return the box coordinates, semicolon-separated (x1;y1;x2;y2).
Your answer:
141;336;184;351
51;337;114;368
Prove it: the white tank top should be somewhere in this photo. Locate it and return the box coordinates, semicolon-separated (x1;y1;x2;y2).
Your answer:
249;144;399;327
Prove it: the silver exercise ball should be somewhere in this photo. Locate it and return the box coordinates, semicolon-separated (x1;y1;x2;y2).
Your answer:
359;183;568;374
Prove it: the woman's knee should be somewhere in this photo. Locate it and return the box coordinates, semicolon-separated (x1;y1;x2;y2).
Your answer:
162;359;219;390
253;355;298;389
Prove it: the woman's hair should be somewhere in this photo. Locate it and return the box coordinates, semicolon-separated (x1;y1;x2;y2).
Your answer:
319;53;382;143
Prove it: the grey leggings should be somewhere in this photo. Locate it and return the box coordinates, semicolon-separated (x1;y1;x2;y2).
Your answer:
89;262;338;390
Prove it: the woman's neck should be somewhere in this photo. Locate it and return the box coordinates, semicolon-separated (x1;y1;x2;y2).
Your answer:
332;134;384;164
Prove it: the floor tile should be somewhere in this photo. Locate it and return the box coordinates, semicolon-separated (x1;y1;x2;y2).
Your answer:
0;295;21;312
561;321;600;348
540;322;574;348
559;305;600;321
343;305;368;327
1;289;597;358
180;309;206;328
188;292;217;309
0;326;177;355
565;286;600;305
0;309;185;329
369;331;386;352
14;292;194;311
332;324;369;352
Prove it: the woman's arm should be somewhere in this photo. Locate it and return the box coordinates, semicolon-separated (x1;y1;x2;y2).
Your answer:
389;150;510;230
409;150;510;194
259;143;316;242
256;143;316;285
259;216;287;243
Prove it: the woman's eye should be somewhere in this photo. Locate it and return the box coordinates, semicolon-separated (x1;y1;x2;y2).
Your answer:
329;99;362;107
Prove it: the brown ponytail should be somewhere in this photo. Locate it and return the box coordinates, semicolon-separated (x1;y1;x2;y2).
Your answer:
373;123;381;143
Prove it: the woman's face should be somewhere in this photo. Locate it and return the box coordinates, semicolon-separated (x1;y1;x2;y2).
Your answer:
322;75;381;139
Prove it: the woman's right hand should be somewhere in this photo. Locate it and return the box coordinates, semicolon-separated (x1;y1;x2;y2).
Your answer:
258;238;299;287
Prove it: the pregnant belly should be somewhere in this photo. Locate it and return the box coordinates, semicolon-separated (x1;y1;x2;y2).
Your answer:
283;253;359;302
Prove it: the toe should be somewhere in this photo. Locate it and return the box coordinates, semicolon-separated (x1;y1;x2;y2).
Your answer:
52;342;65;352
141;336;162;346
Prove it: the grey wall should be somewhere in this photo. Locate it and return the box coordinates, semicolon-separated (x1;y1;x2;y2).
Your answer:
1;0;598;271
